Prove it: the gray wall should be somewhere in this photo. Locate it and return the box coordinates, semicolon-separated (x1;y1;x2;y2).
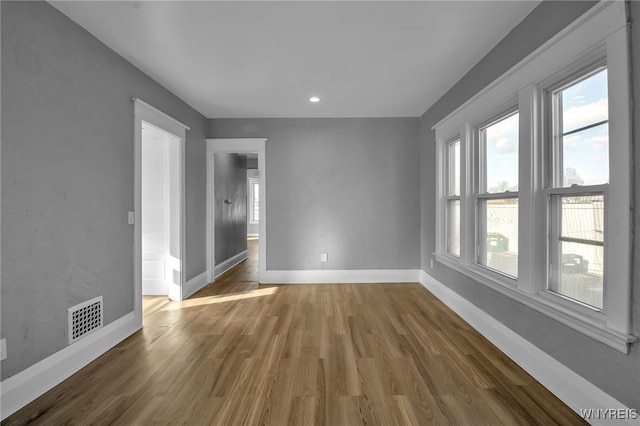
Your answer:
214;154;248;264
630;0;640;385
1;1;207;380
208;118;420;271
420;1;639;408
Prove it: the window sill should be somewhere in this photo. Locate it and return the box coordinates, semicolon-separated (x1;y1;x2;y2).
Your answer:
434;252;636;353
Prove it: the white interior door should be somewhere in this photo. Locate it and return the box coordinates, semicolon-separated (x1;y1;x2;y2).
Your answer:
141;124;170;295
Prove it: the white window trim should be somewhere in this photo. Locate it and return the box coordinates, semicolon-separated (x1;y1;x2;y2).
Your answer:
433;1;634;353
443;137;461;256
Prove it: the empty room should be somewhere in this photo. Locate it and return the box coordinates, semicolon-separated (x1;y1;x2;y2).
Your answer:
1;1;639;424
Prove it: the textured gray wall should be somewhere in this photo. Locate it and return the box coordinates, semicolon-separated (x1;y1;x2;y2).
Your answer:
214;154;248;264
1;1;207;380
420;1;639;408
630;0;640;383
208;118;420;271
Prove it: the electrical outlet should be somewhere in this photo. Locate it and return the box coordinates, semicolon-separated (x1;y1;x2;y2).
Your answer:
430;259;434;269
128;211;135;225
320;253;328;263
1;338;7;361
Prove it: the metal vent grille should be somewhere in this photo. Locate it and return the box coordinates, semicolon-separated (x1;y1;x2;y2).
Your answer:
68;296;103;344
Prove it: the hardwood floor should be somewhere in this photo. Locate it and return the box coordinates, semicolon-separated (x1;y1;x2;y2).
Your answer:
3;238;586;425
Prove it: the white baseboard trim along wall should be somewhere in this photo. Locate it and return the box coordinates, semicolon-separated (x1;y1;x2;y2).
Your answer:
0;311;141;421
261;269;421;284
214;250;248;279
418;271;638;426
2;269;635;424
183;271;210;299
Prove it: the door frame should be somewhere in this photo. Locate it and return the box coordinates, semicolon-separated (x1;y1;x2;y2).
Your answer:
206;138;267;283
133;98;189;325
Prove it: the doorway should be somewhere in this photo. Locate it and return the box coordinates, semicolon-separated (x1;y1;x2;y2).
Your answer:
133;98;188;324
206;138;267;284
141;122;180;299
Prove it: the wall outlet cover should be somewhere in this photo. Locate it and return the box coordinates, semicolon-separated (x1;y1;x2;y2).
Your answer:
1;338;7;361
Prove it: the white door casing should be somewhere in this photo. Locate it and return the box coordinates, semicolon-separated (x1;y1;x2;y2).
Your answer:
133;98;189;326
206;138;267;284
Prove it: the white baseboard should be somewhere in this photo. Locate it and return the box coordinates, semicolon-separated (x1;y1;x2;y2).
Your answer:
261;269;421;284
2;269;632;424
183;271;210;299
0;311;141;421
214;250;248;279
419;271;638;426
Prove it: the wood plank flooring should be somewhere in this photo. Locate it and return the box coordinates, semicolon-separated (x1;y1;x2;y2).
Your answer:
3;239;586;425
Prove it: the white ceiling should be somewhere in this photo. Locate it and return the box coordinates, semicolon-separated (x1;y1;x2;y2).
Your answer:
50;1;540;119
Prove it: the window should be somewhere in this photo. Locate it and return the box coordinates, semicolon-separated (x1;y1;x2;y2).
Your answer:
476;112;519;277
433;2;633;352
445;139;461;256
249;179;259;223
546;67;608;310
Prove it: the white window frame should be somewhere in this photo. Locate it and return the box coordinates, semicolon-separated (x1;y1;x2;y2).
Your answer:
473;107;520;282
444;137;461;256
542;59;609;314
433;2;634;353
249;178;259;224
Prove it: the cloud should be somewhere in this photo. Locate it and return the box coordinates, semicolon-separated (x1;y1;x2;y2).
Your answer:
564;134;580;147
496;137;517;155
588;136;608;149
486;113;519;140
562;131;608;150
563;98;608;132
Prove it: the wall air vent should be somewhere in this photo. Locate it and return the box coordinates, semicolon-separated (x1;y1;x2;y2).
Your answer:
68;296;103;344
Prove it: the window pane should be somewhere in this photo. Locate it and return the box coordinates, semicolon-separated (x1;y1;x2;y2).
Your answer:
561;69;608;134
549;195;604;309
479;198;518;277
249;181;260;223
447;200;460;256
450;141;460;196
484;113;519;192
561;123;608;187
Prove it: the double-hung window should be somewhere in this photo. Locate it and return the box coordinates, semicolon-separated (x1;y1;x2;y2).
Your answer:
433;2;633;352
476;111;519;278
546;66;608;310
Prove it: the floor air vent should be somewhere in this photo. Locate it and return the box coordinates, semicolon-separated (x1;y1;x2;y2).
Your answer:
68;296;103;344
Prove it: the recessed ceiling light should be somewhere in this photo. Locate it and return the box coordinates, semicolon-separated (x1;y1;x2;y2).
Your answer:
309;96;320;103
